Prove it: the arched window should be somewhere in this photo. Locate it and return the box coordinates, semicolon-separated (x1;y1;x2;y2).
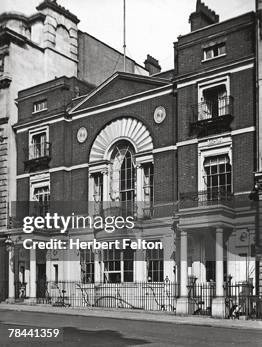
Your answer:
89;118;154;220
109;141;135;216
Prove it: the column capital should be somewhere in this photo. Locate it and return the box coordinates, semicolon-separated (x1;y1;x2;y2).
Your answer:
216;227;223;234
180;229;187;237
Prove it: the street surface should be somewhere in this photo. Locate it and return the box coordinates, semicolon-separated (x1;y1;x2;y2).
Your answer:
0;309;262;347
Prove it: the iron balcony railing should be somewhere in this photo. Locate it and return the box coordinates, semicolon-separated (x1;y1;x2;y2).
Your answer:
93;201;154;220
179;188;234;209
27;141;51;161
30;200;50;217
192;96;234;122
92;201;176;220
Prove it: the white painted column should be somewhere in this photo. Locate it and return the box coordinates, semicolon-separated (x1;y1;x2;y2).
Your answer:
180;230;188;297
94;250;102;283
89;174;95;216
102;169;109;202
135;249;146;281
163;234;175;282
176;229;189;315
29;248;37;300
212;228;225;318
102;169;109;216
136;164;143;218
8;249;15;300
215;228;224;297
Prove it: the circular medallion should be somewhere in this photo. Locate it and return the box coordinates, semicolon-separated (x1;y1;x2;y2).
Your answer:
154;106;166;124
77;127;88;143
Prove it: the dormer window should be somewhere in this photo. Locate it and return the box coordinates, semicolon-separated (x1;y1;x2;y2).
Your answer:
33;100;47;113
203;43;226;61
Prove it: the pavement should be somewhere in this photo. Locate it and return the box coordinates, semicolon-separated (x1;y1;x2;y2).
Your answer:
1;308;262;347
1;302;262;331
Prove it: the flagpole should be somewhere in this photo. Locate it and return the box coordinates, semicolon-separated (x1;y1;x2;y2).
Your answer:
123;0;126;72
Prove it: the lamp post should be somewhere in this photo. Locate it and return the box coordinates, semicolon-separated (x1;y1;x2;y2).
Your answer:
5;235;14;252
5;235;24;301
5;236;15;301
249;180;262;295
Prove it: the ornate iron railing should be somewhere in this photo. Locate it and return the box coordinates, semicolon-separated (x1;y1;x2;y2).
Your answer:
224;282;262;319
26;142;51;161
35;281;180;312
30;200;50;217
93;201;154;220
179;189;234;209
187;280;216;316
192;96;234;122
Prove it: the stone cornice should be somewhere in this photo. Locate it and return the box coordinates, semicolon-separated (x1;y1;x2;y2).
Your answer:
0;12;45;26
36;0;80;24
0;27;44;52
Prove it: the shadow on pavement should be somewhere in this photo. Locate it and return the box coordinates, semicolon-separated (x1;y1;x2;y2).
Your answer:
0;322;149;347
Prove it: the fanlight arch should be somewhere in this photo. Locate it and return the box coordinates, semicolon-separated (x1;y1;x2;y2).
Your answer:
89;118;153;163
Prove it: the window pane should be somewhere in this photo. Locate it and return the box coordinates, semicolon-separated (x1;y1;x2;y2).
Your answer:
205;48;213;59
218;44;226;55
204;154;232;198
146;241;163;282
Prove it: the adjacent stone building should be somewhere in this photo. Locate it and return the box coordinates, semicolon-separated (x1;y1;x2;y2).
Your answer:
0;0;149;301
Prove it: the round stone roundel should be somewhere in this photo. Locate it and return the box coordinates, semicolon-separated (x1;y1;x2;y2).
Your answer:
77;127;88;143
154;106;166;124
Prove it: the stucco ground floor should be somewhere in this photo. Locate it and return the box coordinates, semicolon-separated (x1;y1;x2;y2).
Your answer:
2;218;261;318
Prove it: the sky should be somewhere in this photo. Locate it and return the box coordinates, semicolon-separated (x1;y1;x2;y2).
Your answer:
1;0;255;70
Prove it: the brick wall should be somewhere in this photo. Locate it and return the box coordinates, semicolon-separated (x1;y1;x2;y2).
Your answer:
232;132;255;193
16;91;176;216
231;69;255;130
177;12;255;76
177;144;198;195
154;151;176;203
177;85;196;142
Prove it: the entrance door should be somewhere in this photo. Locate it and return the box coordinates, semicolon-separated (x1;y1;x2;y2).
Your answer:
36;264;46;298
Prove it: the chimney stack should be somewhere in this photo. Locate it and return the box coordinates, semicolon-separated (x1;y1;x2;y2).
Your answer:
189;0;219;32
144;55;161;75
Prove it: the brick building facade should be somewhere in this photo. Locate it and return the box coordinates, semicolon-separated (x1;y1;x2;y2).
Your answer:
3;1;261;318
174;4;256;317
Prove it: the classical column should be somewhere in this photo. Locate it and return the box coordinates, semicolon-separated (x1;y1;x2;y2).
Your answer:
180;230;188;297
8;248;15;301
215;228;224;297
135;246;146;281
136;164;143;218
212;227;225;318
94;250;102;283
176;229;189;315
102;169;109;202
29;248;37;300
163;234;175;282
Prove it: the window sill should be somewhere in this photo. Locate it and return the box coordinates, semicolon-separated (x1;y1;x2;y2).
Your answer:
201;54;226;63
32;108;48;115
